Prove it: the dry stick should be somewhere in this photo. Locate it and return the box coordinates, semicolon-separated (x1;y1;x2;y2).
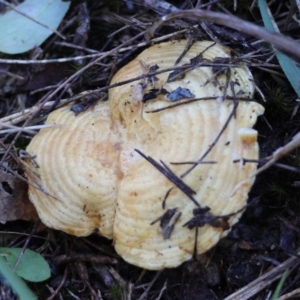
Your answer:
265;162;300;173
277;287;300;300
46;266;69;300
0;140;41;188
0;28;188;64
0;31;146;166
12;222;39;270
30;84;61;95
181;83;239;178
0;0;65;40
85;61;236;93
0;62;238;127
162;187;173;209
296;0;300;12
231;131;300;197
0;69;25;80
55;41;99;53
0;124;59;135
0;99;70;126
52;254;117;265
15;149;60;200
232;158;300;173
134;149;200;206
155;280;167;300
0;231;45;239
138;270;163;300
224;252;300;300
146;8;300;61
146;96;253;113
252;131;300;176
87;62;237;97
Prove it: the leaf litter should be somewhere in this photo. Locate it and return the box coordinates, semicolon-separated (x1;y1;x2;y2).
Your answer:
1;0;300;299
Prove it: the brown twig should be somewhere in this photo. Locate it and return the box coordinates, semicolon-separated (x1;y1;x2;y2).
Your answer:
277;287;300;300
231;131;300;196
253;131;300;176
0;30;146;166
12;222;39;270
0;28;189;64
181;88;239;177
224;253;300;300
146;8;300;61
46;266;69;300
135;149;200;207
138;270;163;300
52;253;117;265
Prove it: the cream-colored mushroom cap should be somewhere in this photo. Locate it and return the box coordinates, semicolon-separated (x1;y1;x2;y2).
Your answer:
26;40;264;270
25;103;120;238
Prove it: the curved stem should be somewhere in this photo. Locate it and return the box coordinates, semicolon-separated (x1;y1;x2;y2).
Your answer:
0;255;36;300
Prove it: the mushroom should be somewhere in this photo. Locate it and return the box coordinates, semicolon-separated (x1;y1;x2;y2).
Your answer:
25;40;264;270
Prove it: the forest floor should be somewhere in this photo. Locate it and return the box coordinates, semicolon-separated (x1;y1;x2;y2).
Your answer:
1;1;300;299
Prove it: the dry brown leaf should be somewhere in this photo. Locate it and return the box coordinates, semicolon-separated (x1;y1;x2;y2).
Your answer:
0;170;38;223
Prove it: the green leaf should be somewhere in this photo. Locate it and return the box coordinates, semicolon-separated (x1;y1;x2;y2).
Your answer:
271;271;289;300
0;247;51;282
258;0;300;97
0;0;70;54
0;255;37;300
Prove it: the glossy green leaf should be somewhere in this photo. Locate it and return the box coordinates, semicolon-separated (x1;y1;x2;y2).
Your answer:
0;0;70;54
258;0;300;97
0;247;51;282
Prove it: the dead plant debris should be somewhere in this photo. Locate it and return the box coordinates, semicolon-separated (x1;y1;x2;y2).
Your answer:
1;0;300;299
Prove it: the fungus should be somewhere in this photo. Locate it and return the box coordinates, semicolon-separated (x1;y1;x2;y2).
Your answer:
25;40;264;270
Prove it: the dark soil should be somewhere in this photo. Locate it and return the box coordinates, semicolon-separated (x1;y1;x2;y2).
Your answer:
1;1;300;299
